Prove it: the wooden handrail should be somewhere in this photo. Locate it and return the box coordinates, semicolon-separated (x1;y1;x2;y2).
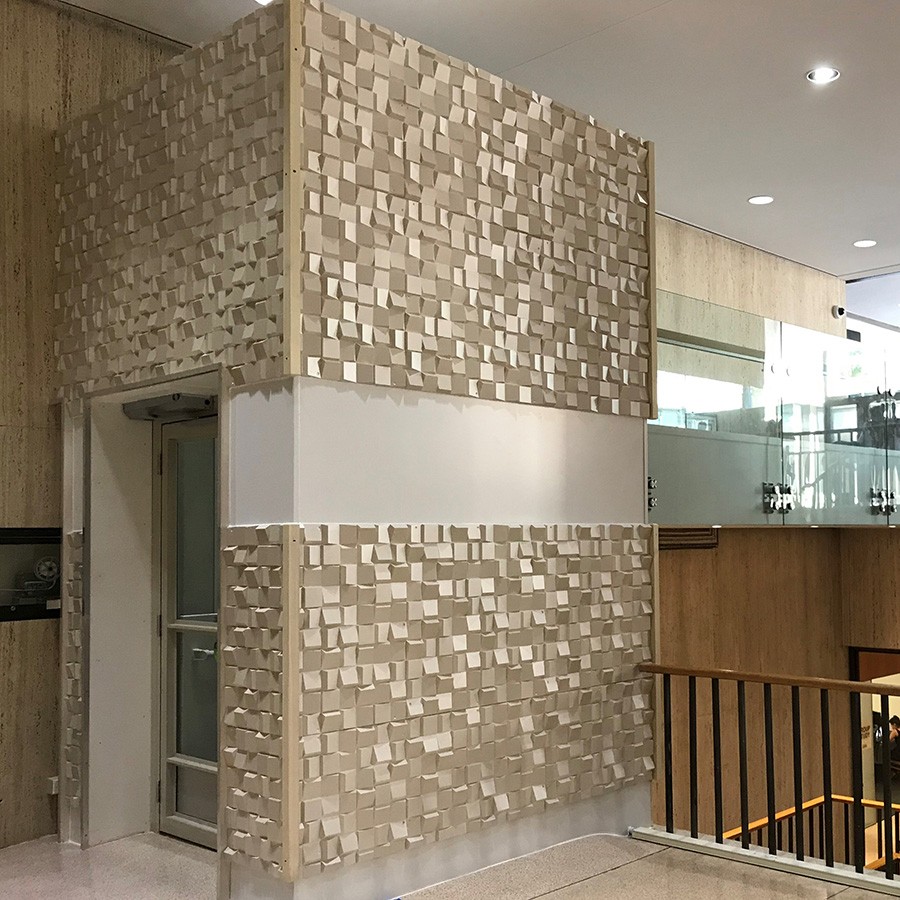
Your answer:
831;793;900;813
721;795;826;841
640;662;900;697
722;794;900;841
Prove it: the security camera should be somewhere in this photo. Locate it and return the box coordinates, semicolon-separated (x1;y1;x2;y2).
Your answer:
832;305;846;319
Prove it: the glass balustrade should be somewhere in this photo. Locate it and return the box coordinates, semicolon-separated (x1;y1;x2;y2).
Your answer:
649;292;783;524
649;291;900;526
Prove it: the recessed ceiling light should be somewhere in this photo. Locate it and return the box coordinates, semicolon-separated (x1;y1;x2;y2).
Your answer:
748;195;774;205
853;239;877;248
806;66;840;85
255;0;274;5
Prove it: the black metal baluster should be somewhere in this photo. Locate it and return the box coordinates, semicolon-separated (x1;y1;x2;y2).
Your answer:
689;676;698;839
843;803;850;865
850;691;865;873
764;682;777;855
788;816;794;853
738;681;750;850
712;678;723;843
821;690;834;867
818;804;825;860
663;674;673;833
777;820;783;851
879;810;884;860
882;694;895;879
808;807;815;858
791;685;804;861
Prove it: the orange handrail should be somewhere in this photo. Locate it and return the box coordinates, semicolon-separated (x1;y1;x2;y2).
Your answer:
722;794;900;841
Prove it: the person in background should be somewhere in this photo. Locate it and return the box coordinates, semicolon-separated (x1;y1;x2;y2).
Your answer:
890;716;900;763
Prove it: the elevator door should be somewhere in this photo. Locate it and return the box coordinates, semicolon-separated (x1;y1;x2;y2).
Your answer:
159;418;219;848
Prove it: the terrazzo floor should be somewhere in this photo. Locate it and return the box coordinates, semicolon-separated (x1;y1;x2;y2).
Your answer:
0;831;892;899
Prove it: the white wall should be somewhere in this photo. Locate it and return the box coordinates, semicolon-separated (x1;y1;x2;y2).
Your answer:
87;401;155;845
229;379;646;526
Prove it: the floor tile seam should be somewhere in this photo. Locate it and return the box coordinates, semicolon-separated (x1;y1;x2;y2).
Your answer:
530;845;669;899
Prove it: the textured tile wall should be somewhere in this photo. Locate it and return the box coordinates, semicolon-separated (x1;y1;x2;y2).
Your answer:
61;530;84;837
222;525;288;874
55;5;285;407
294;523;654;872
295;0;652;417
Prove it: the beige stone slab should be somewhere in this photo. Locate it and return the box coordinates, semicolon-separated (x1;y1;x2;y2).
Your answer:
539;848;848;900
407;835;663;900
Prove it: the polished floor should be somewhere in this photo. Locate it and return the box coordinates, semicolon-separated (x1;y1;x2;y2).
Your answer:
0;831;893;899
408;835;891;900
0;832;215;899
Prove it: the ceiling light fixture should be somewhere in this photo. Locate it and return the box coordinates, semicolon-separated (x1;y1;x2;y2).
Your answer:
748;195;774;205
806;66;840;85
853;239;877;248
255;0;275;5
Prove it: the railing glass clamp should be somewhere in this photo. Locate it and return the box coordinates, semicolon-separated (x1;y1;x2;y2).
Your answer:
763;482;794;514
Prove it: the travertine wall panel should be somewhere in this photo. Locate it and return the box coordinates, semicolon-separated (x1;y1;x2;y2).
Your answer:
294;523;654;872
222;525;287;874
2;0;181;527
60;530;84;840
295;0;652;417
56;5;285;405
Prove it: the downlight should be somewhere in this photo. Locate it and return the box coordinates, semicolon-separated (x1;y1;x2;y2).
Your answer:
853;240;877;248
806;66;840;85
748;195;774;205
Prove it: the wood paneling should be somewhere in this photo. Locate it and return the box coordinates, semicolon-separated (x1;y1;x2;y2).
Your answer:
842;529;900;651
655;528;852;839
657;216;846;337
0;619;60;847
0;0;182;526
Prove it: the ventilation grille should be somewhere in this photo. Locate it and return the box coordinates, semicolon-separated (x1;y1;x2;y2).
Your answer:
658;527;719;551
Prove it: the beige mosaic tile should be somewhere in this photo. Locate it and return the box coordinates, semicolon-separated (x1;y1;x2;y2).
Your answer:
55;5;285;407
222;525;288;874
294;0;652;417
61;530;84;838
294;523;654;873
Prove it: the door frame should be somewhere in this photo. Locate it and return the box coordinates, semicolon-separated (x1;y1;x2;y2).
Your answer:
156;415;220;848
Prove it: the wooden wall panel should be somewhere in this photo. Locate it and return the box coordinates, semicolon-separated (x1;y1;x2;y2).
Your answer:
0;619;60;847
0;0;182;527
841;528;900;651
655;529;852;840
657;216;846;337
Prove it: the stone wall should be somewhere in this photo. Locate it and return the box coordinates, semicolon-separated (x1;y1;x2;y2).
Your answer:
56;4;285;406
293;523;654;872
294;0;652;417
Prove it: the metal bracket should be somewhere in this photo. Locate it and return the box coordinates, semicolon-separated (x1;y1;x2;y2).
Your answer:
763;482;794;515
871;487;896;517
647;476;658;512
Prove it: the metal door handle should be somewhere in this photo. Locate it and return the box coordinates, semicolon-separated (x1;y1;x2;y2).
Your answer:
192;648;215;662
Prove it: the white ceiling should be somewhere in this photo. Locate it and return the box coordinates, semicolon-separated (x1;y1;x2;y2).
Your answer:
847;273;900;329
65;0;900;281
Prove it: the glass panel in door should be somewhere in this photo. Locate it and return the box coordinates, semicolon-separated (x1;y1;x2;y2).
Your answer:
781;324;887;525
160;419;219;849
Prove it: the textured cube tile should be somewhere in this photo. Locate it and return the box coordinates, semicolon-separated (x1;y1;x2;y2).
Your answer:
55;5;286;408
293;523;655;873
61;531;85;827
295;0;652;417
223;525;287;874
